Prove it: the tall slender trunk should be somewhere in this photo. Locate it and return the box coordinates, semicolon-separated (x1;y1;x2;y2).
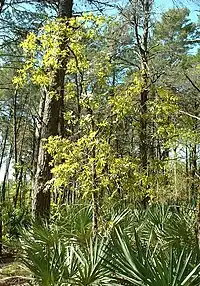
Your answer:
14;120;27;207
0;210;2;254
193;100;198;204
196;191;200;248
92;148;98;235
132;1;152;203
139;1;150;171
13;90;18;181
140;85;148;170
185;146;190;202
191;144;197;201
32;0;73;220
0;146;12;254
133;0;151;172
91;117;98;235
174;148;177;200
2;146;12;202
0;126;7;254
0;126;9;170
32;90;46;183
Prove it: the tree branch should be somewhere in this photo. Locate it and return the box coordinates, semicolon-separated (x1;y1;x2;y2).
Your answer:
185;73;200;93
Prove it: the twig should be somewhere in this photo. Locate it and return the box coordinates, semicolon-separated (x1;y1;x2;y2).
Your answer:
179;110;200;121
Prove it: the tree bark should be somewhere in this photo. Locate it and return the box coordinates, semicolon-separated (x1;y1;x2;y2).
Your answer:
138;0;151;171
131;0;152;170
13;90;18;181
196;193;200;249
91;117;99;235
0;126;8;170
131;1;152;202
32;90;46;184
14;119;27;207
32;0;73;220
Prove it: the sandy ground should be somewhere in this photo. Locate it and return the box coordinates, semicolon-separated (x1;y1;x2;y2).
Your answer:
0;256;32;286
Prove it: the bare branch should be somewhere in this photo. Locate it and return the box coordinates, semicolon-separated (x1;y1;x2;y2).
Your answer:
185;73;200;93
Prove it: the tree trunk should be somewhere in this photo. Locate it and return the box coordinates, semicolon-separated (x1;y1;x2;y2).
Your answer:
2;146;12;202
0;146;12;254
32;0;73;220
32;90;46;183
196;191;200;248
0;126;9;170
132;0;151;171
139;87;148;170
185;146;190;201
191;144;197;201
14;119;27;207
13;90;18;181
91;118;99;235
132;1;151;203
139;1;151;171
33;96;61;219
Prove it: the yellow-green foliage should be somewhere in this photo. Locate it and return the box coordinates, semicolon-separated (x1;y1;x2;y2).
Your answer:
110;75;142;118
13;14;112;90
46;134;142;202
148;87;179;148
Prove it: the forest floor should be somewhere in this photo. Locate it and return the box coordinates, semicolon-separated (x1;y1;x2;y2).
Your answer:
0;254;31;286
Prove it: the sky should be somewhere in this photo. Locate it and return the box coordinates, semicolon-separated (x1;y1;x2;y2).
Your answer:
155;0;199;22
102;0;199;23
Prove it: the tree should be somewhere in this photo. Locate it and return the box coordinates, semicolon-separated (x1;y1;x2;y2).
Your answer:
32;0;73;219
